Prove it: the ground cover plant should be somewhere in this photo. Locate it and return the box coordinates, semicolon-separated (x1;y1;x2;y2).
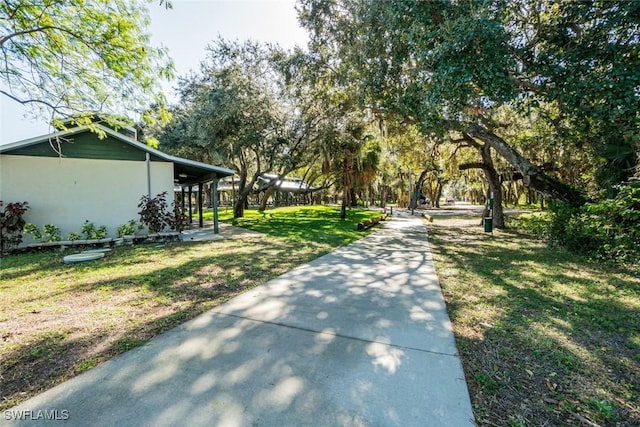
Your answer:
427;216;640;426
0;205;381;410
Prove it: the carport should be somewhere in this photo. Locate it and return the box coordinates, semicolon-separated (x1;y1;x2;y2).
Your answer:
172;158;234;234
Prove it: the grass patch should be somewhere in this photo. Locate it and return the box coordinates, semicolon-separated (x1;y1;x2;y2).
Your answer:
204;205;382;245
0;205;381;410
427;217;640;426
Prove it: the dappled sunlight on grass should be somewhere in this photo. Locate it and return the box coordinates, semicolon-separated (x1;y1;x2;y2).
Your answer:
203;205;382;245
428;221;640;425
0;205;381;410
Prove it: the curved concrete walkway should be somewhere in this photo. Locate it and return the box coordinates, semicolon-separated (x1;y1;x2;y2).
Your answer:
5;214;475;426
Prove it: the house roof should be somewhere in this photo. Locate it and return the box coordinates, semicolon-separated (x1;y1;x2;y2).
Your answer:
0;124;235;185
257;174;316;193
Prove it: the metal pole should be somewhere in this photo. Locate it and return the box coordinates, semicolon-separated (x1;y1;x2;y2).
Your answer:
198;182;204;228
212;177;219;234
145;152;151;198
188;186;193;226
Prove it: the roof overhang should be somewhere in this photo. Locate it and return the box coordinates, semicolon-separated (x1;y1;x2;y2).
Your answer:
172;158;235;186
257;174;316;193
1;124;235;186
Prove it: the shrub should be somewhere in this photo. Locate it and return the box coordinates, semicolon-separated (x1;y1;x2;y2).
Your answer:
172;204;189;232
509;212;551;239
117;219;143;237
138;192;174;233
23;223;42;241
24;223;64;243
82;221;108;240
68;232;81;241
0;201;30;252
42;224;62;242
94;226;107;239
547;184;640;262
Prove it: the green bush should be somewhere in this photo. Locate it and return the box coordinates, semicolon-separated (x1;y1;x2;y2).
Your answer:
509;212;550;239
81;221;108;240
24;223;63;243
548;184;640;262
117;219;142;237
23;223;42;242
42;224;62;242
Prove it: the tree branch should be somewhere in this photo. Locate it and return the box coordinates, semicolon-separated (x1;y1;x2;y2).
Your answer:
0;25;86;48
459;162;488;171
0;89;59;111
465;124;585;206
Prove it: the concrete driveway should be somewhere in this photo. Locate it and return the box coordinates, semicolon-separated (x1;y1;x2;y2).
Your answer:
5;214;474;426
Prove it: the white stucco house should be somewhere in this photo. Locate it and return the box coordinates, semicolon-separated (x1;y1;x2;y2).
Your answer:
0;123;234;244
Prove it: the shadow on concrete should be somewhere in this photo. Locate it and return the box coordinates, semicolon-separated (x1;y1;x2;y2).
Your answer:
6;215;474;427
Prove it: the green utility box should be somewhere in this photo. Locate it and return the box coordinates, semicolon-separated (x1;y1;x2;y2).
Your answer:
484;217;493;233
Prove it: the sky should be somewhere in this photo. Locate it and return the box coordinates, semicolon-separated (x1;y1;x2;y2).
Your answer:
0;0;309;144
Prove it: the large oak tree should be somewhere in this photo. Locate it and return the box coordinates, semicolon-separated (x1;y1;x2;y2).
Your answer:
159;40;323;218
298;0;639;205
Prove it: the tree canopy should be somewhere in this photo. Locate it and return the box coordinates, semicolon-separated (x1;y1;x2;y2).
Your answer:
1;0;174;126
298;0;640;200
158;39;327;218
143;0;638;233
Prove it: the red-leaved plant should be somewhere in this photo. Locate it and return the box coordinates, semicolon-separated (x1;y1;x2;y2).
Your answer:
138;192;175;233
0;201;30;253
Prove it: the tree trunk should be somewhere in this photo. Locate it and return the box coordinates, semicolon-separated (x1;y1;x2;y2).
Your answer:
466;125;584;206
233;171;247;218
233;192;247;218
380;185;388;208
350;188;358;207
341;189;348;219
260;186;276;211
435;182;443;208
341;152;354;219
480;144;505;228
233;169;260;219
233;198;244;218
459;145;505;228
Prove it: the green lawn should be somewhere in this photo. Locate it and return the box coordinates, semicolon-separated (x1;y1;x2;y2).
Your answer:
205;205;383;245
427;217;640;426
0;205;382;410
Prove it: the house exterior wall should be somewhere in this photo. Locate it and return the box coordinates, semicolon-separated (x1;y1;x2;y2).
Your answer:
0;154;174;244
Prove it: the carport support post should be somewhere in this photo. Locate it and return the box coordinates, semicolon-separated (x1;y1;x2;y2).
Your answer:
198;182;204;228
212;176;219;234
188;186;193;225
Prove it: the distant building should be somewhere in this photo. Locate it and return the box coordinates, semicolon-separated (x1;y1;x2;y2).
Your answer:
256;174;316;194
216;173;317;208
